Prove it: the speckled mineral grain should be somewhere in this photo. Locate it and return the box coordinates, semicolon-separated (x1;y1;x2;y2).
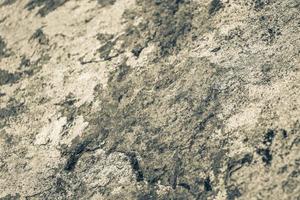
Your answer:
0;0;299;199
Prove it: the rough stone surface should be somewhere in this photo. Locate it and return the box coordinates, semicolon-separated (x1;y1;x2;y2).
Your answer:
0;0;299;199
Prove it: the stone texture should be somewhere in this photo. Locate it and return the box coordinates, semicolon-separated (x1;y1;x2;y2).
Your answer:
0;0;299;199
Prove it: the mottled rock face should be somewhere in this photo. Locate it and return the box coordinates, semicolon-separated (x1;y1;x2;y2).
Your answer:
0;0;299;199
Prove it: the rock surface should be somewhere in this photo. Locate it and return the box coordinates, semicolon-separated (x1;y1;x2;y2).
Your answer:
0;0;299;199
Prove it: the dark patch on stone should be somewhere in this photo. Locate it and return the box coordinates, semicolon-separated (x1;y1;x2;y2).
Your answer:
61;94;77;107
54;177;67;195
0;36;10;59
194;112;215;133
98;41;116;61
153;0;193;56
208;0;223;15
261;63;272;73
256;129;275;166
145;168;165;184
19;56;31;68
227;154;253;178
256;148;272;165
178;182;191;190
211;46;221;52
0;17;7;24
96;33;114;42
204;177;212;191
131;44;144;57
263;129;275;146
169;151;182;189
0;69;21;86
226;185;242;200
280;129;288;139
59;93;77;122
30;28;49;45
0;92;5;97
1;0;17;6
278;165;288;174
137;191;157;200
212;149;227;176
289;170;300;178
3;132;13;145
70;57;223;198
97;0;116;7
114;63;131;82
126;152;144;182
17;54;47;78
121;0;194;57
282;178;299;193
253;0;270;11
25;0;67;17
261;27;281;44
57;93;84;138
35;53;51;66
64;138;92;171
0;193;21;200
260;63;272;83
0;99;25;122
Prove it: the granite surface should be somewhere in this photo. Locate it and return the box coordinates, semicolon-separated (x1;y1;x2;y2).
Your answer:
0;0;299;199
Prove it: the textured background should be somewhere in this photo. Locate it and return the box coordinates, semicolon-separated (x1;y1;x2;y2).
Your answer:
0;0;299;199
